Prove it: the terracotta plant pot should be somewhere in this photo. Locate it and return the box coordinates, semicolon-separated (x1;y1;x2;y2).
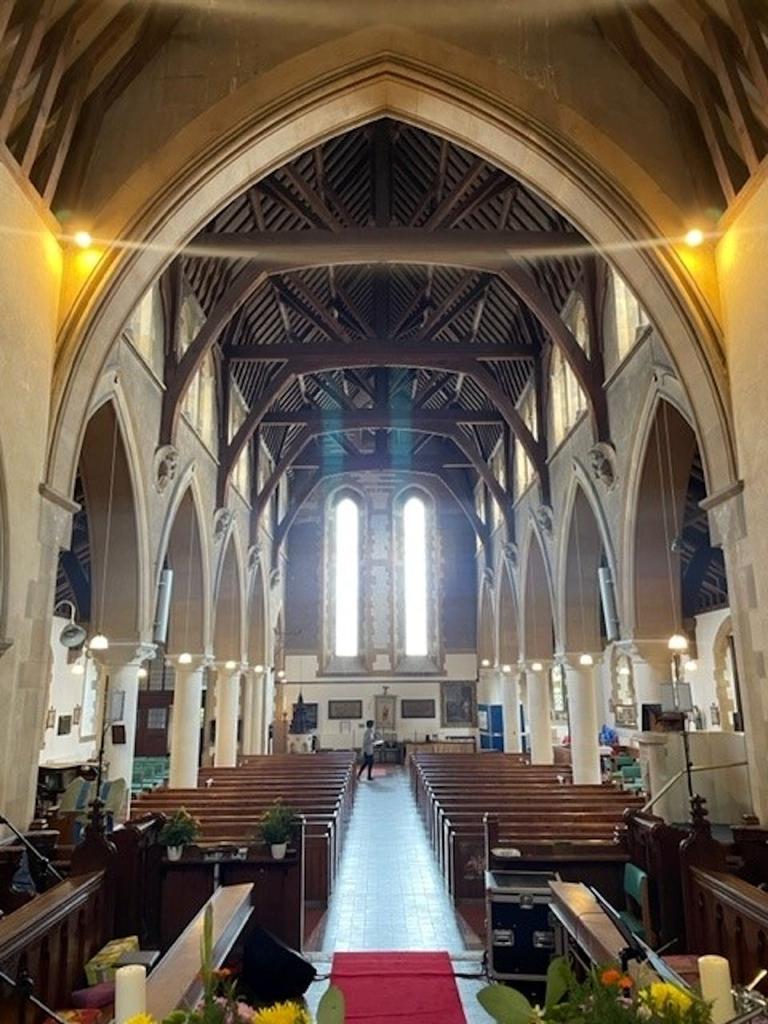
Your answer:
271;842;288;860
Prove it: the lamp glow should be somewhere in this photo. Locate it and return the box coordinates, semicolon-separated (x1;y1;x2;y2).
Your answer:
617;663;631;677
71;661;85;676
668;633;689;652
224;659;237;671
276;670;286;680
178;651;192;665
501;663;512;674
73;230;93;249
579;653;594;667
480;657;491;668
684;228;704;247
254;663;265;673
89;633;109;651
137;667;148;680
531;661;543;672
684;659;698;672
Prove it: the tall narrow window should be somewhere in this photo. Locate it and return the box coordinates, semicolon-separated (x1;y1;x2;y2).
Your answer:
334;497;359;656
403;496;428;656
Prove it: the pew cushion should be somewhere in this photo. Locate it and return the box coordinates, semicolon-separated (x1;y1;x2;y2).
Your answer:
71;984;115;1009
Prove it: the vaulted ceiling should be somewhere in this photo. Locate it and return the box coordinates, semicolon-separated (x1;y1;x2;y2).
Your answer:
0;2;765;214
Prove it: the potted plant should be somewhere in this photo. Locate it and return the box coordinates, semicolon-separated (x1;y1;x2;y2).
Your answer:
258;799;297;860
158;807;201;861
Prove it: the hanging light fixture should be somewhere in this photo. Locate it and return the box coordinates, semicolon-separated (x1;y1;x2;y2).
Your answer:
55;600;88;648
501;664;512;674
579;653;594;667
178;651;192;666
531;661;543;672
480;657;491;668
90;633;109;651
225;659;237;671
254;663;265;673
668;633;689;652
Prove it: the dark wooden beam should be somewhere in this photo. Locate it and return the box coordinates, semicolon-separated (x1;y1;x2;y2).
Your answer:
260;408;504;428
0;0;53;142
226;340;533;363
726;0;768;104
190;227;589;265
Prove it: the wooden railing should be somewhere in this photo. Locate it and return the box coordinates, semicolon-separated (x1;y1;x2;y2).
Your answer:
0;872;111;1024
687;868;768;988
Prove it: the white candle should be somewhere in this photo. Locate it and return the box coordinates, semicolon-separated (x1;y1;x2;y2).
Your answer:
698;955;735;1024
115;964;146;1023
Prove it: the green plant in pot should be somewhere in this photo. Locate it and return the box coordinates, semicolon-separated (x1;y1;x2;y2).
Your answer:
259;799;297;860
158;807;201;861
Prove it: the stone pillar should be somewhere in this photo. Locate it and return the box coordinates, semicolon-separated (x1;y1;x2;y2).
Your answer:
241;667;268;755
96;642;156;802
500;668;521;753
214;664;242;768
526;661;554;765
635;731;677;822
169;657;207;788
564;656;601;785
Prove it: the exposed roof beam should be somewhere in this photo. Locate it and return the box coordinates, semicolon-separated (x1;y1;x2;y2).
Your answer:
225;341;533;363
190;227;589;265
260;408;505;428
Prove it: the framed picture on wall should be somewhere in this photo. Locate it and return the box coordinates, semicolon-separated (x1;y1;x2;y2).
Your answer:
293;701;319;730
400;699;436;719
374;695;396;730
440;681;477;727
328;699;363;720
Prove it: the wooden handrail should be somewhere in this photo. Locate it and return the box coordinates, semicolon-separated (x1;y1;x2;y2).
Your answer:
0;871;104;960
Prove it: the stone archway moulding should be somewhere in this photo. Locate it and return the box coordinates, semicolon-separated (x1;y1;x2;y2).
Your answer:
519;518;557;661
46;36;737;514
555;465;619;653
620;383;696;638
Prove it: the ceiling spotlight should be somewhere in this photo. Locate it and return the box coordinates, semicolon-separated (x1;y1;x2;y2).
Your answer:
89;633;109;651
73;230;93;249
668;633;689;653
178;651;192;665
531;661;543;672
684;228;704;247
579;653;594;667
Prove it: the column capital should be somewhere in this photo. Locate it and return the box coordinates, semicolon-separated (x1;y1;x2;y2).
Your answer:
167;653;211;670
213;660;245;674
523;659;552;673
93;640;156;668
560;652;603;672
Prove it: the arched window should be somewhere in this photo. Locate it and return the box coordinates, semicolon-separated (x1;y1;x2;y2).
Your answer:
334;497;360;657
611;269;649;364
403;495;428;656
550;295;589;447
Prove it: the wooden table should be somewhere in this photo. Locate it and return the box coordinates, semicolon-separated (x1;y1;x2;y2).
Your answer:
146;883;253;1020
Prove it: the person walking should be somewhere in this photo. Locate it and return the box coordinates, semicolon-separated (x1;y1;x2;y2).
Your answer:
358;719;380;780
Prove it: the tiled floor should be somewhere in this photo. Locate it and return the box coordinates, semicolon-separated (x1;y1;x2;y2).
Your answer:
320;766;467;952
309;766;494;1020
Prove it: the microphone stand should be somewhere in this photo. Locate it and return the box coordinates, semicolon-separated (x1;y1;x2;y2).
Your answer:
0;966;69;1024
0;814;63;883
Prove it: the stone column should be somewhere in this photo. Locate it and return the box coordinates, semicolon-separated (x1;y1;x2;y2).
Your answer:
246;667;267;754
214;663;242;768
169;657;207;789
564;655;602;785
525;661;554;765
500;668;521;753
240;669;254;755
96;642;156;801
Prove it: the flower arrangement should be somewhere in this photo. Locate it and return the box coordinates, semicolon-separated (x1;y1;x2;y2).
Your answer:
477;957;713;1024
158;807;202;848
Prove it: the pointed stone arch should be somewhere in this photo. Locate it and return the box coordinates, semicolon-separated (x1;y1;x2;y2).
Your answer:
213;536;244;663
560;485;607;655
163;487;207;656
521;527;555;661
76;400;143;640
247;560;267;669
498;564;520;669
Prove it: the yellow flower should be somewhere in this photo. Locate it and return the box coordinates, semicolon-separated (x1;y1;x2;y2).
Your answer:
642;982;693;1015
251;1002;310;1024
124;1015;157;1024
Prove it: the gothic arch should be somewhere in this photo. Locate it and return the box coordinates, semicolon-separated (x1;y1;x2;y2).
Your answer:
47;41;735;519
498;563;520;669
247;561;267;669
212;535;245;663
559;485;607;656
161;486;208;656
624;395;698;639
520;524;556;662
76;400;144;641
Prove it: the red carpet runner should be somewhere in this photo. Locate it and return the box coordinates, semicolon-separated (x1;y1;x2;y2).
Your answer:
330;951;466;1023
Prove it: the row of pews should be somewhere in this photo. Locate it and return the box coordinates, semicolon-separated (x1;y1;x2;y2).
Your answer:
410;752;644;908
130;753;356;948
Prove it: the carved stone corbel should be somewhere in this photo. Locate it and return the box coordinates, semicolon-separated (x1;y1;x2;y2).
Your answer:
153;445;180;494
587;441;617;490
